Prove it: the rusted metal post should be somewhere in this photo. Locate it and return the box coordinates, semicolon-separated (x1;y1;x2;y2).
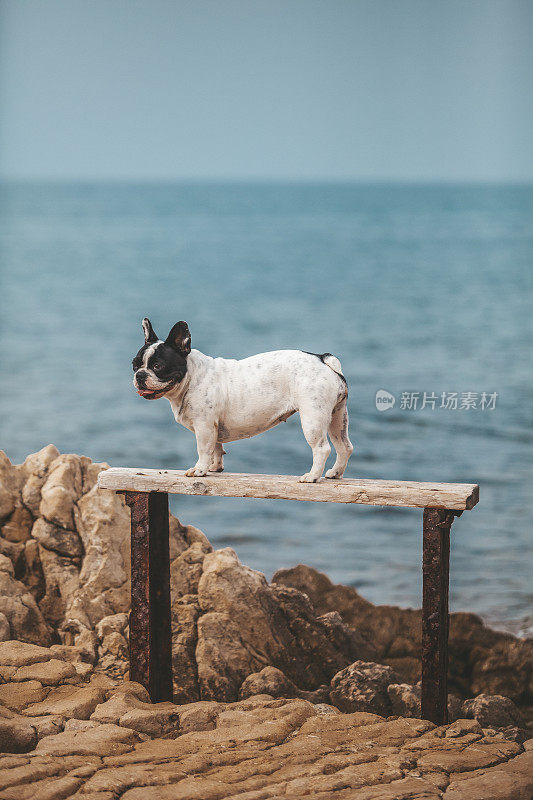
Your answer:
421;507;457;725
124;491;173;702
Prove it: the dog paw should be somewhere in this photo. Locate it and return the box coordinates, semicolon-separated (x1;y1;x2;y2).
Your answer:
209;466;224;473
299;472;320;483
184;467;208;477
325;468;343;479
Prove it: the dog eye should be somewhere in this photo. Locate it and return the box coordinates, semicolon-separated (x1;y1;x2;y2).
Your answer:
152;362;162;371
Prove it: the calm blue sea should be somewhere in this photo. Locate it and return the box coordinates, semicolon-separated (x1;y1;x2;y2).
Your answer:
1;182;532;633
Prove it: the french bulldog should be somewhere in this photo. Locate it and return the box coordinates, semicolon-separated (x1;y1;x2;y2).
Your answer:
132;318;353;482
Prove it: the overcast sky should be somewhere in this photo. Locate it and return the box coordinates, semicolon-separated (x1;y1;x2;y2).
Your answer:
1;0;531;181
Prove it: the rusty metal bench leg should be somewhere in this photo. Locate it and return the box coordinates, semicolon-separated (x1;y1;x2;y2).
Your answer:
421;507;458;725
124;491;173;702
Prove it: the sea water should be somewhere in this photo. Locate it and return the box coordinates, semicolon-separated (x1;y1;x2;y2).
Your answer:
1;182;531;633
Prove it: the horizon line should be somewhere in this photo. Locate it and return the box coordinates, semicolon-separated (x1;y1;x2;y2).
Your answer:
2;176;533;188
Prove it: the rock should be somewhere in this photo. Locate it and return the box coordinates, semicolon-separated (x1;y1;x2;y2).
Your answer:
95;612;129;639
176;700;223;734
0;554;14;576
90;685;150;725
274;564;533;704
448;692;463;723
388;682;421;718
31;714;65;740
0;451;22;524
12;658;77;685
35;722;141;756
0;691;531;798
0;640;55;667
31;518;83;558
95;613;129;678
20;538;46;603
39;454;83;530
0;613;9;641
462;693;525;729
35;545;80;631
119;703;180;736
22;445;60;480
0;714;37;753
171;595;201;702
73;484;131;627
0;680;47;711
195;548;363;702
1;505;33;543
20;445;60;516
238;665;329;703
444;717;483;737
239;666;302;700
23;685;106;719
0;535;24;572
445;749;533;799
330;661;398;715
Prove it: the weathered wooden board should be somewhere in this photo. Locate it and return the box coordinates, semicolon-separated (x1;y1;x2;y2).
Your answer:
98;468;479;510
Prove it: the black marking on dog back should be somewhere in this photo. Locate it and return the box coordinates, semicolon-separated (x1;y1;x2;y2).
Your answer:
302;351;347;386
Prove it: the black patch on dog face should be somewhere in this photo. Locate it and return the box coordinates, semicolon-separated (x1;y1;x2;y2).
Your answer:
146;343;187;383
132;318;191;399
132;343;187;382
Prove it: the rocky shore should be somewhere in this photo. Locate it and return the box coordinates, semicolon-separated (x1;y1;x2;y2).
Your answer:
0;447;531;798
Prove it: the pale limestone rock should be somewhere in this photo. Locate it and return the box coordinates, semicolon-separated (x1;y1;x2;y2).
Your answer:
387;682;421;718
90;691;145;725
238;665;329;704
445;717;483;738
461;693;525;730
171;594;200;702
23;685;106;719
0;640;55;667
195;548;362;703
31;714;65;740
0;613;9;642
176;700;223;734
0;566;51;645
0;714;37;753
1;505;33;543
31;518;83;558
35;722;141;756
73;484;130;627
119;704;180;736
21;445;60;480
0;451;22;524
12;658;77;685
330;661;398;715
39;454;83;530
95;613;129;639
0;680;47;711
0;554;14;576
274;564;533;705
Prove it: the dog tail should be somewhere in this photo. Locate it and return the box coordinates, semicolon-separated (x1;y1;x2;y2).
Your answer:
322;353;343;375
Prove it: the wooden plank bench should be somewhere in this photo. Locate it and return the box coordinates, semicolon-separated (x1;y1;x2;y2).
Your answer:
97;468;479;724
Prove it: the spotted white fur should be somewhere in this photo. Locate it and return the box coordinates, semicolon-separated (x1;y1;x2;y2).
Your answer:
133;332;353;482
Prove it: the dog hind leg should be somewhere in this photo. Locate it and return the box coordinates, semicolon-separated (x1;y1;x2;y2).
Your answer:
325;398;353;479
298;407;332;483
209;442;226;472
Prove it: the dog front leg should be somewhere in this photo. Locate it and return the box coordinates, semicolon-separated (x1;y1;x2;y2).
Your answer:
184;423;218;477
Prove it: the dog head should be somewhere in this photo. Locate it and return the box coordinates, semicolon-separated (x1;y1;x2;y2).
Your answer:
132;318;191;399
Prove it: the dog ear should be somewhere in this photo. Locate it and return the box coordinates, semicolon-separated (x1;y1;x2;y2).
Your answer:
166;321;191;356
142;318;158;344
